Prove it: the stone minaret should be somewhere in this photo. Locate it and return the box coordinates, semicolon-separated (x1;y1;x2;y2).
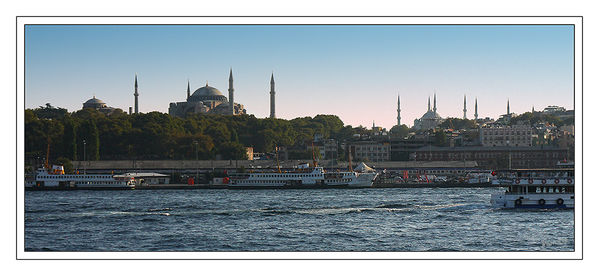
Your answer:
270;73;276;119
186;80;190;101
134;74;139;114
463;95;467;119
507;99;510;115
228;68;234;115
433;93;437;113
474;98;478;120
397;94;401;126
427;96;431;111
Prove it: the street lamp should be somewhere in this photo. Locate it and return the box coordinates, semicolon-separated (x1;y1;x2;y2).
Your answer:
83;139;86;175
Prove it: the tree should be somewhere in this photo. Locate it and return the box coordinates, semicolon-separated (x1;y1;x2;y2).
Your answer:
434;130;448;146
389;124;410;138
439;118;477;130
218;142;248;160
62;117;77;160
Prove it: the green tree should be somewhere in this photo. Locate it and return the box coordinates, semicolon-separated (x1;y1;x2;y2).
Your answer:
218;142;248;160
389;124;410;138
434;130;448;146
62;117;77;160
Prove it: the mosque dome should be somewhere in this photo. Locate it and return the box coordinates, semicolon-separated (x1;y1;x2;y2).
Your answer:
83;96;107;109
189;83;228;102
421;110;442;120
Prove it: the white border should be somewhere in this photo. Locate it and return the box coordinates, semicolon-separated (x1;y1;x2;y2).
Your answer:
16;16;583;260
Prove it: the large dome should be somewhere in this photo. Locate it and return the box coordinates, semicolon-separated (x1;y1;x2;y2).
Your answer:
83;96;107;109
421;110;442;120
84;97;105;105
188;84;227;102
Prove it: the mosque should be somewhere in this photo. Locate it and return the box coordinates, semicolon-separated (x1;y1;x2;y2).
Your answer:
82;96;120;115
168;69;250;117
412;94;444;130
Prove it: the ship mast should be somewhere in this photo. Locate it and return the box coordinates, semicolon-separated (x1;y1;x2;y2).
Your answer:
275;145;281;173
347;144;353;172
311;142;318;167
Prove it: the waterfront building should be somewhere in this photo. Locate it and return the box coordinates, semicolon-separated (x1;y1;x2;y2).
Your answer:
413;93;444;130
308;139;339;160
410;146;567;169
479;124;533;147
348;140;391;162
168;69;247;118
389;136;434;161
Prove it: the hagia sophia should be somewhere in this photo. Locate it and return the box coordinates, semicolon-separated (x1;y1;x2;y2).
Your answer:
168;69;247;117
81;69;278;119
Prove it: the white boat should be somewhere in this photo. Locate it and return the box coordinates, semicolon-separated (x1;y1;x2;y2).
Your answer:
466;171;494;184
26;165;136;190
490;168;574;209
229;166;378;189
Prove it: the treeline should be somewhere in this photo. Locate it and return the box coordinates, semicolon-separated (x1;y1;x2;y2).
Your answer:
25;105;355;164
509;112;574;127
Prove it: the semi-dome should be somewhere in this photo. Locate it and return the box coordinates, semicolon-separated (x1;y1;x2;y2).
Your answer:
188;83;228;102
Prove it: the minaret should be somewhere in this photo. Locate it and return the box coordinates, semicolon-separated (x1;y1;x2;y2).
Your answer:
186;80;190;101
507;99;510;115
427;96;431;111
433;93;437;113
228;68;234;115
474;98;478;120
134;74;139;114
270;73;276;119
397;94;401;126
463;95;467;119
532;106;535;113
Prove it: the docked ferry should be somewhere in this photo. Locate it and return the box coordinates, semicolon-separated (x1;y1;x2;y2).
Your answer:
228;165;378;189
26;165;136;190
490;168;574;209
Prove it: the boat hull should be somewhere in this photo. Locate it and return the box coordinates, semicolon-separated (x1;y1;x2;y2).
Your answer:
491;193;574;209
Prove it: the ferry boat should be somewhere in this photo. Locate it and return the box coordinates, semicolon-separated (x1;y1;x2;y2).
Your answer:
228;165;378;189
25;165;136;190
490;168;574;209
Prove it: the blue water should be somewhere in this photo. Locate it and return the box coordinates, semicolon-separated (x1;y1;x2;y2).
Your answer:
24;188;574;252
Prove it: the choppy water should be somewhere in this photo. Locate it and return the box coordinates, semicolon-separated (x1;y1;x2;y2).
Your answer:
24;188;574;252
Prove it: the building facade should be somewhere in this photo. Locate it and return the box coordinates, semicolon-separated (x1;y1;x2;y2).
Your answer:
410;146;567;169
348;141;391;162
479;124;533;147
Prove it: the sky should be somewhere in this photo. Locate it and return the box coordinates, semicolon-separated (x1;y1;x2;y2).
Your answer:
25;24;574;129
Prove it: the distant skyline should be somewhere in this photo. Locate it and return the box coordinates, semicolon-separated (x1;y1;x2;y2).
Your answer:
25;25;574;129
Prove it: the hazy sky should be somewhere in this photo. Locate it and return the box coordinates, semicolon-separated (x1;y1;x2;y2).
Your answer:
25;25;574;129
